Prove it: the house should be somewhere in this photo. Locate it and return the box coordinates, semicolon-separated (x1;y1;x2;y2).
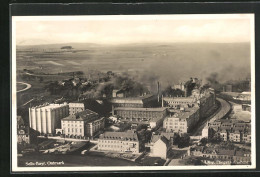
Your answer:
150;136;170;159
190;146;204;156
17;125;30;144
233;150;251;164
229;130;241;143
219;129;228;141
242;131;251;144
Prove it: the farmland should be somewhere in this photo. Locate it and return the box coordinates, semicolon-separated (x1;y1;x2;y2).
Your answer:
16;42;251;86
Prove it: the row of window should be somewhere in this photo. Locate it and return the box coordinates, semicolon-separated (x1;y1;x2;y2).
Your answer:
166;101;193;104
99;145;121;148
63;124;82;127
66;128;82;133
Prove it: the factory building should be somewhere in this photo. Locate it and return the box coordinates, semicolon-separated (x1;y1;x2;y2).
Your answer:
29;103;69;134
113;107;167;127
162;96;199;109
61;109;104;137
97;131;140;153
111;94;158;111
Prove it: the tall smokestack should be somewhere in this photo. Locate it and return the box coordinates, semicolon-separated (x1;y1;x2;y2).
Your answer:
157;81;160;102
162;95;164;107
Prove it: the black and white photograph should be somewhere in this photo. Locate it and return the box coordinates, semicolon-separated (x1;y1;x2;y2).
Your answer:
11;14;255;171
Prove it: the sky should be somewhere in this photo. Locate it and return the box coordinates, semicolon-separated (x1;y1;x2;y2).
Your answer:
14;14;253;45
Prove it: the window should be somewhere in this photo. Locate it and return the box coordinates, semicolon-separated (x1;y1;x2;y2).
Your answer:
68;128;70;132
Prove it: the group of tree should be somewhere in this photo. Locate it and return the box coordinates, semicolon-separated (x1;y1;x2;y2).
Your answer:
172;133;190;148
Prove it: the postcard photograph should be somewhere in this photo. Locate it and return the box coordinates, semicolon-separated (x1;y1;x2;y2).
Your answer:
11;14;255;172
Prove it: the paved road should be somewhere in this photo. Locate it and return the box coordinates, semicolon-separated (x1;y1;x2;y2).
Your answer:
193;98;231;136
17;82;31;93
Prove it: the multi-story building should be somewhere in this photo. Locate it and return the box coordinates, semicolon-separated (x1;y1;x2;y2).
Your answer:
113;107;167;128
69;103;85;115
29;103;69;134
97;131;140;153
61;109;104;137
163;107;200;133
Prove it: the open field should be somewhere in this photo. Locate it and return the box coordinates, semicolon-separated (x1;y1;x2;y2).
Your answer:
16;42;251;86
17;82;27;91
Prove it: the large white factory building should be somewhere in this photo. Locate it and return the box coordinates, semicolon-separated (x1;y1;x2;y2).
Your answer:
29;103;69;134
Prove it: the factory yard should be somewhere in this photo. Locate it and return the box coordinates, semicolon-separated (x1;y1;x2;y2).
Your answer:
229;101;251;122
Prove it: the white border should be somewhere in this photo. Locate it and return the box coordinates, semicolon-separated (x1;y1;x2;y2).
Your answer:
11;14;256;172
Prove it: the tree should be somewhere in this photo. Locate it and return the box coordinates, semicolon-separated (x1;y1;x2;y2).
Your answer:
178;133;190;148
200;137;208;146
209;134;222;144
172;133;181;145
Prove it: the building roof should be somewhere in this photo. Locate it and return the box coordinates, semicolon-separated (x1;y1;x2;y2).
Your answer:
191;146;204;152
235;150;250;157
231;130;241;134
17;125;30;134
163;97;195;102
62;109;99;121
151;134;161;143
157;136;169;147
17;116;24;126
160;132;175;140
30;103;68;110
151;133;174;143
99;131;139;141
114;107;166;112
219;129;227;133
165;107;199;120
111;94;156;104
218;149;235;156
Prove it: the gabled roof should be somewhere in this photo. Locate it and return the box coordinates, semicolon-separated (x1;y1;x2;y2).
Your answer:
159;136;169;146
154;136;169;148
